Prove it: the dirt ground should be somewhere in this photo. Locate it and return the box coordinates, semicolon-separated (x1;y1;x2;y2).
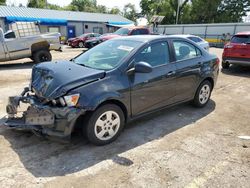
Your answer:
0;46;249;188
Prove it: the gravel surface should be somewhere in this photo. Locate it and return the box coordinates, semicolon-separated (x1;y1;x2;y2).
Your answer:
0;47;249;188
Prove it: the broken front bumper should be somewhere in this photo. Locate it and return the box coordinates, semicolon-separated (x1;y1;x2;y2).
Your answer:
2;94;85;141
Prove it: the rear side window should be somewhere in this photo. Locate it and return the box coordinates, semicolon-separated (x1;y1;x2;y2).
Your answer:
134;42;170;67
231;35;250;43
173;40;201;61
131;29;140;35
188;36;203;43
139;29;149;35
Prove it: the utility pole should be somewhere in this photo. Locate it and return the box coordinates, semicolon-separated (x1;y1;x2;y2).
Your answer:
176;0;180;24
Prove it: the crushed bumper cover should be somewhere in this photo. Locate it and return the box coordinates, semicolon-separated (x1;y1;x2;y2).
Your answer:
1;94;85;141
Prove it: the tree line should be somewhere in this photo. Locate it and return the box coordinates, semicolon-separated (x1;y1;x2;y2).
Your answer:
1;0;250;24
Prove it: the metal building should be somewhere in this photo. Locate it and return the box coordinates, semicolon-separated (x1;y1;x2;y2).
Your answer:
154;22;250;47
0;6;133;39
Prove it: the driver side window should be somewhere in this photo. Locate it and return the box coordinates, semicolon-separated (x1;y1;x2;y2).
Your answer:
134;42;170;67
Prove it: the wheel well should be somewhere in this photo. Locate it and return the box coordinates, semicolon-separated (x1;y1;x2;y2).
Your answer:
98;100;128;122
203;77;214;90
31;41;50;53
72;99;128;133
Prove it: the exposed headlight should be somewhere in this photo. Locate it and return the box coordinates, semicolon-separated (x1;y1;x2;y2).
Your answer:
62;94;80;107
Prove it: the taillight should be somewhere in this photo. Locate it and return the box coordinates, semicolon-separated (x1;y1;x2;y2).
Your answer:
215;58;220;65
224;44;233;49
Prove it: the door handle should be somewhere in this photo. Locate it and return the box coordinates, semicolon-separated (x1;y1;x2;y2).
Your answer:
167;71;176;76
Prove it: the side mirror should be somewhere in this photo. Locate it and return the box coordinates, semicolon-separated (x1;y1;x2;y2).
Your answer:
134;61;153;73
0;28;4;42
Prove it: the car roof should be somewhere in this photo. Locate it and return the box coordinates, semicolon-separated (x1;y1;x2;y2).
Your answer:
112;35;189;43
121;26;148;30
235;31;250;36
169;34;201;38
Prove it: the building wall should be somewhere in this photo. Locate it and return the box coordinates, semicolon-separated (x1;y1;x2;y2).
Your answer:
39;25;67;37
0;18;7;32
82;22;108;34
0;17;112;39
156;23;250;38
67;21;84;37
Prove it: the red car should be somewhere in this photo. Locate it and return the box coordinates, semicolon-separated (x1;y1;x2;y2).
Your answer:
222;31;250;69
85;27;151;48
67;33;101;48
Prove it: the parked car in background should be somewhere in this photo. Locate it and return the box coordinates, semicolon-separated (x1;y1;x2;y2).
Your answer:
0;21;62;63
3;35;219;145
67;33;101;48
222;31;250;69
85;27;150;48
170;34;210;51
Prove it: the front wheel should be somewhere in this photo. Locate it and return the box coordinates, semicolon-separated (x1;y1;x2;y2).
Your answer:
32;50;52;63
85;104;125;145
78;41;84;48
193;80;212;108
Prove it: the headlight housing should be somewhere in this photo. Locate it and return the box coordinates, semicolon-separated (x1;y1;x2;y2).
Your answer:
62;94;80;107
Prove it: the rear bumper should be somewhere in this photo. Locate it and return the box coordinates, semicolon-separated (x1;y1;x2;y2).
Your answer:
223;57;250;65
1;94;85;141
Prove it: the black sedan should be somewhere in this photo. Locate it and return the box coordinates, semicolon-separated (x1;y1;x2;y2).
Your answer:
3;35;219;145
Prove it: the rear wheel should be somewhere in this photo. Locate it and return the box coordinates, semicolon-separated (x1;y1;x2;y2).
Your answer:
222;61;230;69
32;50;52;63
84;104;125;145
193;80;212;108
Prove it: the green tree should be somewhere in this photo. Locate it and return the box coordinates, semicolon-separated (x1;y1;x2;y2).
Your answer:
67;0;98;12
123;3;137;22
140;0;190;24
0;0;6;5
189;0;221;23
216;0;250;22
27;0;46;8
169;0;189;24
109;7;121;15
96;5;107;13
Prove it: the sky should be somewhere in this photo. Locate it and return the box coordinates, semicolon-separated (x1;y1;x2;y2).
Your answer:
6;0;141;11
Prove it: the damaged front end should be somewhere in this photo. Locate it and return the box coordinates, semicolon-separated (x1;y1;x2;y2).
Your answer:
3;87;85;141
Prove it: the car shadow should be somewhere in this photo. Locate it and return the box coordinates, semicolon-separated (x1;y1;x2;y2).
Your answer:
0;61;34;71
0;100;216;178
221;65;250;78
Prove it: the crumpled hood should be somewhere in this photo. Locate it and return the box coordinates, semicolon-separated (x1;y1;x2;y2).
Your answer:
31;61;105;99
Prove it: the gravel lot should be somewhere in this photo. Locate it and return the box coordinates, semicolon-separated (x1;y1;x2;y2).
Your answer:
0;46;249;188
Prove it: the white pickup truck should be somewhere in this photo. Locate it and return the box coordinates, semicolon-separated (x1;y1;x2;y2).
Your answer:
0;22;62;63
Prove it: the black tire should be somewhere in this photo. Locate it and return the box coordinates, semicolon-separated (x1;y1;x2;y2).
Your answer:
222;61;230;69
193;80;212;108
32;50;52;63
78;41;84;48
84;104;125;146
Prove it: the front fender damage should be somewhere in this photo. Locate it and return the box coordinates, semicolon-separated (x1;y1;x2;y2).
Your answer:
2;90;86;142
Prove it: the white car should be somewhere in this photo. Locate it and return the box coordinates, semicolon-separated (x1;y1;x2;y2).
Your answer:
171;34;209;51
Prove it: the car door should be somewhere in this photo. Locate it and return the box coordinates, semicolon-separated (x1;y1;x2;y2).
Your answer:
0;42;7;61
171;39;203;102
4;37;30;60
129;40;177;116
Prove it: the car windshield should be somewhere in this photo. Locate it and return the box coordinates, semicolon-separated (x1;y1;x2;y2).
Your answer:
231;35;250;43
114;28;130;35
79;34;88;38
188;36;203;43
73;39;142;70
